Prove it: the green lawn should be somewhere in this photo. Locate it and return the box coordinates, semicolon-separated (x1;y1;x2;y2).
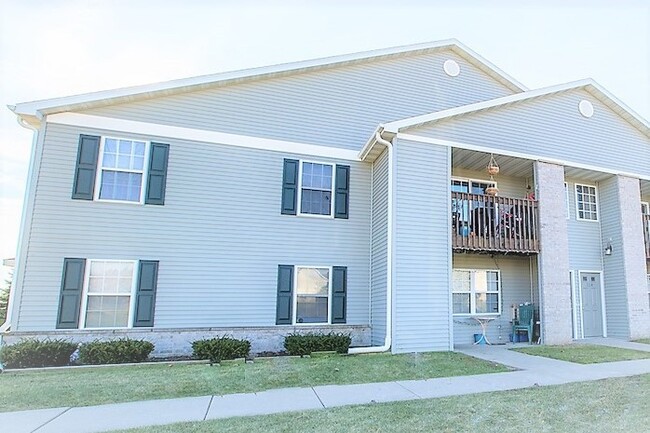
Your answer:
634;339;650;345
512;344;650;364
115;374;650;433
0;352;507;412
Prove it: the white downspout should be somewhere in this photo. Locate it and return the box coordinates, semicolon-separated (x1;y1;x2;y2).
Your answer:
349;131;393;354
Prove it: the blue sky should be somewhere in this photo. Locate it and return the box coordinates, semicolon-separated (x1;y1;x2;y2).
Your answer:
0;0;648;282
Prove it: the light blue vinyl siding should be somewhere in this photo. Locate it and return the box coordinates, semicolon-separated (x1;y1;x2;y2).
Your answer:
409;89;650;177
81;50;513;151
599;176;629;338
370;148;389;345
392;138;450;353
452;254;537;345
15;123;371;330
565;178;603;272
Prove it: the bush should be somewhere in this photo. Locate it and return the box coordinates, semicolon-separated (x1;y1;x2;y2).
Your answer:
78;338;154;365
284;332;351;356
192;336;251;363
0;338;77;369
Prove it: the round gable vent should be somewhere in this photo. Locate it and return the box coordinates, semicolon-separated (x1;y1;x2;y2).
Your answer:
579;100;594;118
443;59;460;77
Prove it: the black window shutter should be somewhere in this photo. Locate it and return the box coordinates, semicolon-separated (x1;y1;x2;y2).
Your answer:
56;258;86;329
276;265;294;324
331;266;347;324
133;261;159;327
72;135;100;200
145;143;170;205
281;159;299;215
334;165;350;219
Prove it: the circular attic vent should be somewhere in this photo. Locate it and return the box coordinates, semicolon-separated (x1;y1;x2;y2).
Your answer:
579;100;594;118
443;59;460;77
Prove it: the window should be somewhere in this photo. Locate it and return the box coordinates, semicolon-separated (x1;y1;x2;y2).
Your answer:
82;260;136;328
642;202;649;215
294;266;331;324
575;184;598;221
452;269;501;315
299;162;334;216
96;138;148;202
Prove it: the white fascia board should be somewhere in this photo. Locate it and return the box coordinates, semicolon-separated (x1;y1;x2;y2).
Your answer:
450;41;528;92
396;132;650;182
384;79;597;133
12;39;527;117
385;79;650;137
47;113;360;161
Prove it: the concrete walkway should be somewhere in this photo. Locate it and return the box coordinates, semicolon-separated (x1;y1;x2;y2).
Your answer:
3;340;650;433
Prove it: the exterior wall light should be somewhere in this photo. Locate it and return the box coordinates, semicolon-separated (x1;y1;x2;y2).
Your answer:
604;239;613;256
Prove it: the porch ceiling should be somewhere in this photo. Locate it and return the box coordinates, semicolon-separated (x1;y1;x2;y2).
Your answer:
641;179;650;198
452;148;533;179
564;166;613;183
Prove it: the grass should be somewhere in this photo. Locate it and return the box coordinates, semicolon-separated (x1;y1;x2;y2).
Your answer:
0;352;507;412
512;344;650;364
634;339;650;345
115;374;650;433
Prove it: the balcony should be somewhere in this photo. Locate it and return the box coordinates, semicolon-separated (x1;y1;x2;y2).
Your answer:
451;192;539;254
643;214;650;260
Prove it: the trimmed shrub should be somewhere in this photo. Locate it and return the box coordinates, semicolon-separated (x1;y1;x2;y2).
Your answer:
284;333;351;356
191;336;251;363
78;338;154;365
0;338;78;369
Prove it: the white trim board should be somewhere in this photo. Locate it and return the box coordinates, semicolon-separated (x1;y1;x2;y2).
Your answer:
47;113;360;161
383;79;649;137
11;39;526;118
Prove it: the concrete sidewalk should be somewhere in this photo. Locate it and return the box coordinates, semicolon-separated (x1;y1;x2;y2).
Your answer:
3;341;650;433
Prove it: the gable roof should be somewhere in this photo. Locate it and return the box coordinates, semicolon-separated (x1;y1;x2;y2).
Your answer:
382;78;650;137
9;39;526;123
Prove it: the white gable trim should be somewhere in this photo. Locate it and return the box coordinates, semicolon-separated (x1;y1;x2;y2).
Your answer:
11;39;525;118
384;79;649;137
395;133;650;182
47;113;360;161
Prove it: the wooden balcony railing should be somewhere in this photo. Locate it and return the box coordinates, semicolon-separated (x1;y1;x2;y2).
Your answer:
643;215;650;259
451;192;539;254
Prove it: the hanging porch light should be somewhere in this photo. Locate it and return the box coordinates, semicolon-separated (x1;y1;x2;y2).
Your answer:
486;154;499;196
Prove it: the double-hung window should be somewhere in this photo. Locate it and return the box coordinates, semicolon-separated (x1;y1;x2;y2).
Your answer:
72;134;169;205
452;269;501;315
299;162;334;216
294;266;331;324
281;159;349;218
575;184;598;221
82;260;136;328
97;138;148;202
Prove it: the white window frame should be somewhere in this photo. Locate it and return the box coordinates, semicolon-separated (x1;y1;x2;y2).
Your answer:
79;259;139;330
452;269;501;316
574;183;599;222
292;265;333;325
296;160;335;218
94;136;151;204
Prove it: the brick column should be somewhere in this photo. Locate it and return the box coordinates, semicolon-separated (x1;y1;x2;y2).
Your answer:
534;161;573;344
615;176;650;339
